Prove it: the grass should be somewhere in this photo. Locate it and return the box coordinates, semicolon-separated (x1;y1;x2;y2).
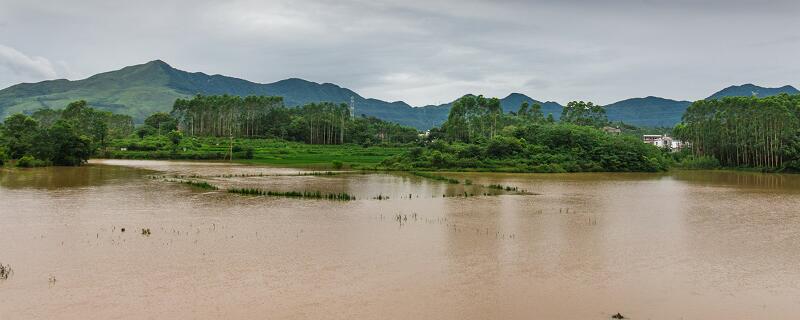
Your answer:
411;171;460;184
107;137;406;169
228;187;356;201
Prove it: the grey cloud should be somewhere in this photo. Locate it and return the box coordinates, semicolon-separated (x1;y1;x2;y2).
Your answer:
0;0;798;105
0;45;61;82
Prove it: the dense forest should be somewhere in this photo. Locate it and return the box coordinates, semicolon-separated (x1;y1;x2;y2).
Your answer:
171;95;418;145
382;95;669;172
674;94;800;171
0;101;133;166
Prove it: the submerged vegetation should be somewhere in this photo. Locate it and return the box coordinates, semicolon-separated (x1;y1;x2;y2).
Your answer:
486;184;519;192
0;263;12;280
227;188;356;201
180;180;218;190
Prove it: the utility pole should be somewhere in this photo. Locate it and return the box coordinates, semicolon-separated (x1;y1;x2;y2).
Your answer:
350;96;355;119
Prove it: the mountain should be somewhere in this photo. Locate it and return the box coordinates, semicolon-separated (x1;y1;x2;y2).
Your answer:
706;84;799;100
0;60;449;129
0;60;797;129
604;96;691;127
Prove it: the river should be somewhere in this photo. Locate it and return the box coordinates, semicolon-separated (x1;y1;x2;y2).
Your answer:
1;160;800;319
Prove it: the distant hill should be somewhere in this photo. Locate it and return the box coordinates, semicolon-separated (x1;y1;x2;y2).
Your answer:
706;84;799;100
604;96;691;127
0;60;449;129
0;60;796;129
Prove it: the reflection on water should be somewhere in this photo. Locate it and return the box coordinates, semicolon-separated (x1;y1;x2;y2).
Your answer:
2;161;800;319
0;165;147;190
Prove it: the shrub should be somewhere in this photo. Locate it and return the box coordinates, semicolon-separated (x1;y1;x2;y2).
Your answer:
678;155;720;170
332;160;344;170
16;155;48;168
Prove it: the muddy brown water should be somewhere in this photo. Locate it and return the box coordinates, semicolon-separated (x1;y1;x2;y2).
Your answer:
2;159;800;319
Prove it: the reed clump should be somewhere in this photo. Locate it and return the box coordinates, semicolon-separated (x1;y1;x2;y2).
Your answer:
486;184;519;192
227;188;355;201
162;178;218;190
182;180;218;190
297;171;338;176
373;194;389;200
0;263;12;280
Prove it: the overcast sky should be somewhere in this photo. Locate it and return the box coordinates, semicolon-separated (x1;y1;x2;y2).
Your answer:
0;0;798;105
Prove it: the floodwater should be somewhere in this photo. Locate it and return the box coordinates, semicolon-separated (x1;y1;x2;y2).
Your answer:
2;160;800;319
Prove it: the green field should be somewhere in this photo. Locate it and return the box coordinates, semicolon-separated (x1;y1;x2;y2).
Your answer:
106;137;407;169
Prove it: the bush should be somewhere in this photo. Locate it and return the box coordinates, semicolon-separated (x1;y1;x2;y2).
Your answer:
678;155;720;170
486;136;523;158
16;155;49;168
332;160;344;170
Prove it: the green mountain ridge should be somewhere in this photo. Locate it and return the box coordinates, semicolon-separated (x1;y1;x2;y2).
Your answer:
706;83;799;100
1;60;796;129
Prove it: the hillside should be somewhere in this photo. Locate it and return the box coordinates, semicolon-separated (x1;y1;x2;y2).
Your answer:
604;96;691;127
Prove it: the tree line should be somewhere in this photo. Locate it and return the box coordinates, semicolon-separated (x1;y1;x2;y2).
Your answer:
674;94;800;170
169;95;418;145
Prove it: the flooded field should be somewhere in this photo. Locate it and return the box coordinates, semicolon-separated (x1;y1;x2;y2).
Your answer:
2;159;800;319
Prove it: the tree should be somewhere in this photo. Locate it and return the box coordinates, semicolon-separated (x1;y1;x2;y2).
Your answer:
560;101;607;127
48;120;92;166
168;130;183;152
136;126;156;139
144;112;177;135
1;114;40;159
678;94;800;169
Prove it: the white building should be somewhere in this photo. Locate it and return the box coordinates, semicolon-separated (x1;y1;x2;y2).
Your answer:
643;134;684;151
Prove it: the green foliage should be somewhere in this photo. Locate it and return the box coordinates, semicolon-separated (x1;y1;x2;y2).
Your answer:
332;160;343;170
1;114;40;159
386;96;665;173
168;130;183;151
411;171;460;184
172;95;419;145
0;101;127;166
136;126;156;139
678;94;800;170
16;155;49;168
108;136;405;168
560;101;608;127
384;122;668;173
144;112;178;135
47;120;92;166
183;180;217;190
441;95;503;142
675;155;721;170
